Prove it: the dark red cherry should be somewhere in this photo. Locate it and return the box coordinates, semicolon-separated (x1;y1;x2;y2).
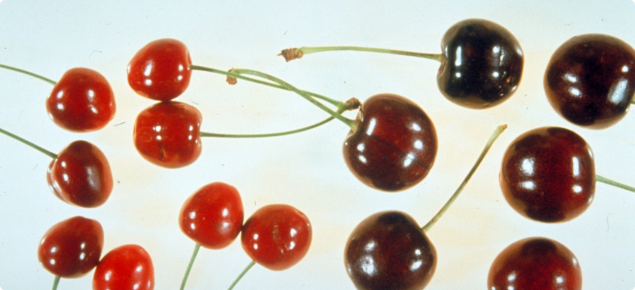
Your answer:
544;34;635;129
38;216;104;278
46;67;116;132
437;19;524;109
345;211;436;290
500;127;595;223
93;244;155;290
488;237;582;290
343;93;437;192
241;204;312;271
133;101;202;168
47;140;114;208
127;38;192;101
179;182;244;249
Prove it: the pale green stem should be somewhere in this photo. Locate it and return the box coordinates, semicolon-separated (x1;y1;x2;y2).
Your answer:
596;175;635;192
0;127;57;159
227;260;256;290
281;46;443;62
0;64;57;85
51;276;60;290
180;243;201;290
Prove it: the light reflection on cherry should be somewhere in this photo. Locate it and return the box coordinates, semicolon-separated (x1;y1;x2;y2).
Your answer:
93;244;155;290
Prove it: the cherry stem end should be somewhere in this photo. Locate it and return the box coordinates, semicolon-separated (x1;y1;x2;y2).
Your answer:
227;260;256;290
596;174;635;193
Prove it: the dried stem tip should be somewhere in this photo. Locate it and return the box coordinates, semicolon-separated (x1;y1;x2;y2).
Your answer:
279;48;303;62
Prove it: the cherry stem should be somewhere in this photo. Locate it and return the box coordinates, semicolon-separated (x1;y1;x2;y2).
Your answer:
51;276;60;290
279;46;443;62
0;127;57;159
227;260;256;290
596;175;635;193
179;243;201;290
421;124;507;233
0;63;57;85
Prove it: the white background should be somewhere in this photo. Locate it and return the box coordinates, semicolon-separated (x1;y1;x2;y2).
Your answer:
1;0;634;289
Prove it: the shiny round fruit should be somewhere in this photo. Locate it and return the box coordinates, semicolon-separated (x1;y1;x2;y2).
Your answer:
241;204;312;271
46;140;113;208
488;237;582;290
345;211;436;290
544;34;635;129
179;182;244;249
500;127;595;223
127;38;192;101
93;244;155;290
46;67;116;132
343;93;437;192
38;216;104;278
437;18;524;109
133;101;202;168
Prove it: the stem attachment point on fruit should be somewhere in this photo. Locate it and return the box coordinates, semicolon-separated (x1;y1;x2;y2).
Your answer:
596;175;635;193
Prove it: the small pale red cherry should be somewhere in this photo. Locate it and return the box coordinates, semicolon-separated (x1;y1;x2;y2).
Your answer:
133;101;202;168
179;182;244;249
241;204;312;271
47;67;116;132
93;244;155;290
127;38;192;101
38;216;104;278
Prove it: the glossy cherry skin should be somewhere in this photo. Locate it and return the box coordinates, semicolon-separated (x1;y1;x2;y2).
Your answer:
345;211;436;290
93;244;155;290
488;237;582;290
241;204;312;271
127;38;192;101
437;19;524;109
179;182;244;249
46;67;116;132
343;94;437;192
46;140;114;208
38;216;104;278
133;101;202;168
544;34;635;129
500;127;595;223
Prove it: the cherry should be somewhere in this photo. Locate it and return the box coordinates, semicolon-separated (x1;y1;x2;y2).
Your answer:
38;216;104;278
127;38;192;101
343;93;437;191
93;244;155;290
488;237;582;290
544;34;635;129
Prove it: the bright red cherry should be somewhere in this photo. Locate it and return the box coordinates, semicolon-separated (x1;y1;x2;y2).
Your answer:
179;182;244;249
133;101;202;168
544;34;635;129
500;127;595;223
38;216;104;278
241;204;312;271
343;93;437;192
93;244;155;290
488;237;582;290
127;38;192;101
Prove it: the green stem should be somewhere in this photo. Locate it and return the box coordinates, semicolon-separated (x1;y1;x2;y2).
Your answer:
180;243;201;290
0;127;57;159
51;276;60;290
280;46;443;62
227;260;256;290
0;64;57;85
421;124;507;233
596;175;635;192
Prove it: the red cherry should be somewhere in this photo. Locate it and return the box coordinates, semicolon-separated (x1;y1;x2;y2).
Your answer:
499;127;595;222
488;237;582;290
127;38;192;101
38;216;104;278
241;204;312;271
133;101;202;168
179;182;244;249
46;67;116;132
343;93;437;191
93;244;155;290
544;34;635;129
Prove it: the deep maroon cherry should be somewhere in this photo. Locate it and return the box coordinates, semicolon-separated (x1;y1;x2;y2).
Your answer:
488;237;582;290
179;182;244;249
545;34;635;129
241;204;312;271
127;38;192;101
345;211;436;290
343;93;437;191
38;216;104;278
133;101;202;168
500;127;595;223
93;244;155;290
